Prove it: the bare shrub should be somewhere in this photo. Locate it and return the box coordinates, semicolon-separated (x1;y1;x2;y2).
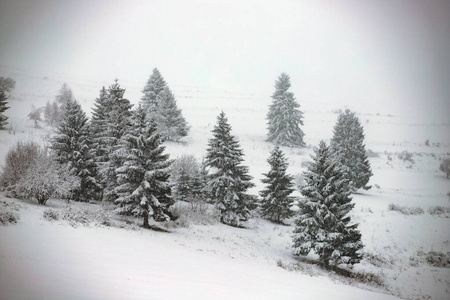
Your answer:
0;141;41;194
366;149;380;158
15;153;80;205
43;207;111;227
169;201;218;228
425;251;450;268
439;158;450;178
397;151;414;164
0;211;20;225
427;206;450;217
388;204;424;215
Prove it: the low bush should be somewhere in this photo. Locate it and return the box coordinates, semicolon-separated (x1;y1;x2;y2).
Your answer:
43;207;111;227
397;151;414;164
0;211;20;225
439;158;450;178
168;201;218;228
365;149;380;158
388;204;424;215
428;206;450;216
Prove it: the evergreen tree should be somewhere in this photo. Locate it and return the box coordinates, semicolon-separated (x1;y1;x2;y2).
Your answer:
155;86;189;141
114;107;174;227
267;73;305;147
51;99;99;201
0;90;10;129
99;80;133;202
204;112;256;227
0;77;16;93
292;141;363;266
330;109;372;191
259;146;295;223
140;68;167;115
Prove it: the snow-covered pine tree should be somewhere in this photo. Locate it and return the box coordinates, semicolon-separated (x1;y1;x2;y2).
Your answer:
259;146;295;223
51;98;100;201
114;106;174;227
55;83;74;116
267;73;305;147
330;109;372;191
44;101;60;128
292;140;363;266
98;80;133;202
0;90;10;129
155;86;189;141
140;68;167;115
204;112;256;227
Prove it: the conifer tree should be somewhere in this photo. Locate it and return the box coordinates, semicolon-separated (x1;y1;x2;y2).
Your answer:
140;68;167;115
155;86;189;141
55;83;74;117
51;98;99;201
0;90;10;129
259;146;295;223
330;109;372;191
98;80;133;202
292;141;363;266
114;107;174;227
204;112;256;226
267;73;305;147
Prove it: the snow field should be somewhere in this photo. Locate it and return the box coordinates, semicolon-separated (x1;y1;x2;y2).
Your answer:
0;67;449;299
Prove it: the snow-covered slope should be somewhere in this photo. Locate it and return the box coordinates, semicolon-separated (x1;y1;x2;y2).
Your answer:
0;67;449;299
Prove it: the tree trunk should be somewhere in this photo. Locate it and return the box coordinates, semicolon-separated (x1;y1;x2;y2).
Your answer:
143;211;149;228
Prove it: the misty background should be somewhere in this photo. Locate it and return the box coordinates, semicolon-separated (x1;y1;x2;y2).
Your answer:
1;0;449;120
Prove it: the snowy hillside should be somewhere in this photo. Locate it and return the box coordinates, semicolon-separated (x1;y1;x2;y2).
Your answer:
1;67;449;300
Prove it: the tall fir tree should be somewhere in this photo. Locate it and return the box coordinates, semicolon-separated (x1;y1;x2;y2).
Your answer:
204;112;256;227
140;68;167;115
267;73;305;147
0;90;10;129
155;86;189;141
330;109;372;191
51;98;99;201
99;80;133;202
292;140;363;266
114;107;174;227
259;146;295;223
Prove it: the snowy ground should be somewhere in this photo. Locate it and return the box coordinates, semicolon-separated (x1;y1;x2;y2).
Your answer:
0;67;449;299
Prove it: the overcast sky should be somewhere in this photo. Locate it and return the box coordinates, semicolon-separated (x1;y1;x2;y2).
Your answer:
1;0;449;118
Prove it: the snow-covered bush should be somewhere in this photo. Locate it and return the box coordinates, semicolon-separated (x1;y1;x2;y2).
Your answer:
439;158;450;178
427;205;450;216
397;151;414;164
169;201;218;228
365;149;380;158
43;207;111;227
0;141;41;194
15;153;80;205
388;204;424;215
0;211;19;225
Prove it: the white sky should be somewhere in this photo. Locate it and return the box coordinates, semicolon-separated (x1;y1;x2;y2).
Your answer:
0;0;449;118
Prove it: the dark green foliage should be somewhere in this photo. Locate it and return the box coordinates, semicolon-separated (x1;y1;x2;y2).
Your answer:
51;99;99;201
330;109;372;191
267;73;305;147
292;141;363;266
204;112;256;227
260;146;295;223
114;107;174;227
